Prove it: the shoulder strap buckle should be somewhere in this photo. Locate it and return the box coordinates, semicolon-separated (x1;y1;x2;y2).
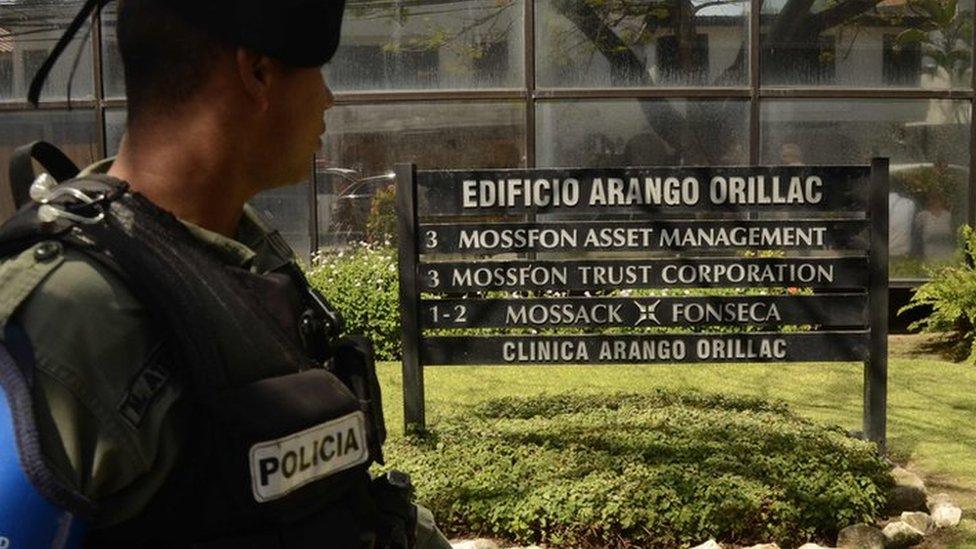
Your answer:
31;176;128;227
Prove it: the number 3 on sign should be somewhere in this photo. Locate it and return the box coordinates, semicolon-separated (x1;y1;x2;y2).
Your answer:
427;269;440;288
425;230;438;249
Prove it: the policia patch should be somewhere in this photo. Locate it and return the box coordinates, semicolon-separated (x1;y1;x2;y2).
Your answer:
249;411;368;502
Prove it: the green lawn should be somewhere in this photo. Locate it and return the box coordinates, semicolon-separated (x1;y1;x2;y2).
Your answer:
375;335;976;547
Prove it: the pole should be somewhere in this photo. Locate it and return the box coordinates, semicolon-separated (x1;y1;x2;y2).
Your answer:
864;157;889;447
395;163;425;433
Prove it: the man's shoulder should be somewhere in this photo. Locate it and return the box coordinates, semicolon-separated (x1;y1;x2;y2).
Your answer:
1;241;186;515
4;242;148;335
3;242;175;430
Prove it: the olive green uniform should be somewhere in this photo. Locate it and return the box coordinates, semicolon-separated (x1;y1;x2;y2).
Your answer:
0;163;450;547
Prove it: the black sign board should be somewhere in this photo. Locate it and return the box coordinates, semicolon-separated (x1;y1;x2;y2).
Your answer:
420;295;868;329
419;257;867;293
419;220;870;254
418;166;870;216
421;332;869;365
396;161;889;445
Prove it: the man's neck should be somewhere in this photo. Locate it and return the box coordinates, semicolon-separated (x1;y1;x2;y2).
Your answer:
107;116;257;238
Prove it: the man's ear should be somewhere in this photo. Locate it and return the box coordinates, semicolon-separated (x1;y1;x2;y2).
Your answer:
236;48;273;111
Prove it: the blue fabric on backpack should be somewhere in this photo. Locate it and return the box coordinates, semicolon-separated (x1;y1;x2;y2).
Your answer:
0;352;86;548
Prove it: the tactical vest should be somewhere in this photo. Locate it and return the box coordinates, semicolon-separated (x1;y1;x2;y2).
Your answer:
0;175;407;548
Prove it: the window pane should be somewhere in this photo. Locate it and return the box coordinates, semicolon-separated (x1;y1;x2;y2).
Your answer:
316;101;526;247
325;0;524;91
537;99;749;167
249;183;312;261
100;4;125;99
536;0;749;88
0;1;94;101
0;110;97;220
761;0;974;88
761;99;971;278
105;107;125;155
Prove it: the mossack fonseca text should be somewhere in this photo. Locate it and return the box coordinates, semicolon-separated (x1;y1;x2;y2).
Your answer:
460;174;824;208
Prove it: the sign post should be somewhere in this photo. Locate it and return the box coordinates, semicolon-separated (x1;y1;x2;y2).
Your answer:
865;157;889;447
395;163;425;432
396;163;889;445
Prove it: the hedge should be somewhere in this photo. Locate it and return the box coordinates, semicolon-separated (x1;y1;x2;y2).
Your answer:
307;243;402;360
385;391;891;548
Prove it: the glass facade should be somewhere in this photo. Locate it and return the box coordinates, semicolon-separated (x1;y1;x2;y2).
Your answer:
0;1;94;102
327;0;525;91
537;99;750;166
536;0;750;88
1;0;974;281
317;101;526;247
761;99;971;276
761;0;974;89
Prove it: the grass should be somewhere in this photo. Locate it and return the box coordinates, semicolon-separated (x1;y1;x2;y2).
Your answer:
373;334;976;547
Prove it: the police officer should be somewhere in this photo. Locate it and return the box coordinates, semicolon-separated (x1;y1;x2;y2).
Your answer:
0;0;451;547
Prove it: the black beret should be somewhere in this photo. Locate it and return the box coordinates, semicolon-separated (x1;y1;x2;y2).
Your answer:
29;0;346;103
162;0;347;67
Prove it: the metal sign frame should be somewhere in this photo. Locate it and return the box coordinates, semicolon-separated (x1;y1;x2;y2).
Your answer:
397;160;889;445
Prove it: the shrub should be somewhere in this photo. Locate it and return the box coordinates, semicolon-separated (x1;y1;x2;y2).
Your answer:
386;391;891;548
307;243;401;360
900;225;976;362
366;184;398;247
891;163;962;212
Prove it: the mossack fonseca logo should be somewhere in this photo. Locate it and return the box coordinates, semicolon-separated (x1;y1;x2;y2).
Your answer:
249;411;368;503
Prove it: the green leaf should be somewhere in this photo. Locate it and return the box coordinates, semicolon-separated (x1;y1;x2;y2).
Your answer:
895;28;929;48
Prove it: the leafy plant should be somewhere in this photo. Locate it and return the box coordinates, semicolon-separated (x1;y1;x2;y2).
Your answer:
307;243;402;360
900;225;976;361
895;0;973;90
891;163;962;212
366;184;398;247
386;391;891;548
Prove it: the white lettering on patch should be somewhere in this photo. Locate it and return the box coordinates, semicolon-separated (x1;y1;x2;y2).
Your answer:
249;411;368;503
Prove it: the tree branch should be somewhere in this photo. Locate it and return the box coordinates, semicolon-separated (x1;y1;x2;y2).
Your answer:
550;0;691;155
691;0;745;15
551;0;649;78
810;0;886;33
768;0;817;45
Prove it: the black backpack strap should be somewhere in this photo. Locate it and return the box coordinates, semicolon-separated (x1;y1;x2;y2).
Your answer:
8;141;80;210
